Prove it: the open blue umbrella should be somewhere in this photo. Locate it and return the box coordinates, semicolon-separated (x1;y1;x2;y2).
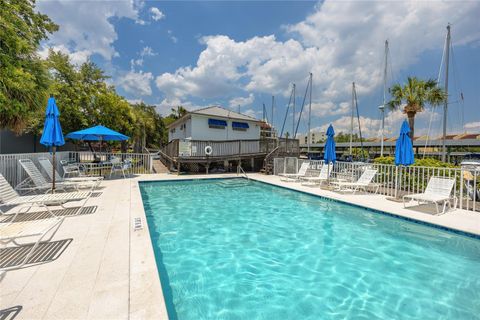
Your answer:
324;124;336;182
395;120;414;166
65;125;129;141
66;125;129;154
40;96;65;191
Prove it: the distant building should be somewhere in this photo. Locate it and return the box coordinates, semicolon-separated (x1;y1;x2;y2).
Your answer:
167;106;263;142
298;131;326;145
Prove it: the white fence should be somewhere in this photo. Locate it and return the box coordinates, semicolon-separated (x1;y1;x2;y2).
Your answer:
0;151;153;187
274;159;480;212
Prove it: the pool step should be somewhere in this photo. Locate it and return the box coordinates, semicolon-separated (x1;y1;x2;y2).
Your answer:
218;180;251;188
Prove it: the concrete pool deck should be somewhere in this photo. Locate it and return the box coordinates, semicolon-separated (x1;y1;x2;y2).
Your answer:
1;173;479;319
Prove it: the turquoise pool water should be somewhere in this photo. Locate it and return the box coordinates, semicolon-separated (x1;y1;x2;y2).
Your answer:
140;178;480;320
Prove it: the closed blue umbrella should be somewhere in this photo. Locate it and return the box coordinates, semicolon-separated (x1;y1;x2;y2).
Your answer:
394;119;414;199
395;120;414;166
40;96;65;191
324;124;336;164
324;124;336;183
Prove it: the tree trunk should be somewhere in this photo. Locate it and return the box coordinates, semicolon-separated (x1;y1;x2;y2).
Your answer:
406;111;416;139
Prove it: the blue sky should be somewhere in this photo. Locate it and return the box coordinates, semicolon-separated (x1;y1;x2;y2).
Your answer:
37;0;480;138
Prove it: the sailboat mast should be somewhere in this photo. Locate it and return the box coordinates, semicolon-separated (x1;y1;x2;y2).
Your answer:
380;40;388;157
292;83;296;138
441;24;450;162
271;96;274;127
307;73;312;156
350;82;354;155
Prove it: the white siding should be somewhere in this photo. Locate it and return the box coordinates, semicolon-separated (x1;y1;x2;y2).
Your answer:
190;115;260;141
168;114;261;142
168;118;192;141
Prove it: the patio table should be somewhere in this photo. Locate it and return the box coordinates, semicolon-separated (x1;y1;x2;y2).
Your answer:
77;162;113;177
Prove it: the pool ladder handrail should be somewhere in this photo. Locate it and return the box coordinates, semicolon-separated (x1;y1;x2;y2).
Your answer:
237;165;249;180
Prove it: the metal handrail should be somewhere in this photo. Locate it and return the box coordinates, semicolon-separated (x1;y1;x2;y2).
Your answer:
237;165;249;180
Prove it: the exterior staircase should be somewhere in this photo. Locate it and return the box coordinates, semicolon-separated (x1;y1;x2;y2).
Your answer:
260;146;280;175
152;158;170;173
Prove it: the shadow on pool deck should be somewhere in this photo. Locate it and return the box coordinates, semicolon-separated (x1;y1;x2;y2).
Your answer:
0;239;73;270
0;305;23;320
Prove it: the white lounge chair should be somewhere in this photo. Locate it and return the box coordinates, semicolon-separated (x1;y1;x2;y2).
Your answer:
38;158;102;188
300;164;332;186
17;159;83;193
279;162;310;182
332;169;379;194
403;176;457;215
0;174;92;219
0;216;65;272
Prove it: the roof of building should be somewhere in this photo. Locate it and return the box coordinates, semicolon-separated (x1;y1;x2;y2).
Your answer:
167;106;262;128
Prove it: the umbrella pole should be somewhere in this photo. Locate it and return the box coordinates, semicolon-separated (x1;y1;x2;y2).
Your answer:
52;146;56;193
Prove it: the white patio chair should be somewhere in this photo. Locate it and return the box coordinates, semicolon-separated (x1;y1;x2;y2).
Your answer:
60;160;83;178
0;174;92;220
109;158;132;179
332;169;379;194
17;159;82;194
300;164;332;186
38;158;102;189
279;162;310;182
0;216;65;272
403;176;457;215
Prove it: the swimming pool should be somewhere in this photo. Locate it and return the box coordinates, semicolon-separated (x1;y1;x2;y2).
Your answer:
140;178;480;320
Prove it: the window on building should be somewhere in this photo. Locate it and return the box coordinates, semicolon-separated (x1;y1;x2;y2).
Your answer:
232;121;249;131
208;118;227;129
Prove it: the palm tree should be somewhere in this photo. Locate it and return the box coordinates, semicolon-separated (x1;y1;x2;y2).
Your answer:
388;77;446;139
170;106;188;120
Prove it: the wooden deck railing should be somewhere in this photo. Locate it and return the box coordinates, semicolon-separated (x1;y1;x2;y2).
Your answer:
161;138;300;159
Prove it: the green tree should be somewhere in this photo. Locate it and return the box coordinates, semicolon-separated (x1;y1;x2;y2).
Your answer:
334;132;364;143
0;0;58;132
388;77;446;139
131;102;166;149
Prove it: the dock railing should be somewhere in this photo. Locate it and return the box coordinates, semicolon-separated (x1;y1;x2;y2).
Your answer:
0;151;152;187
274;159;479;212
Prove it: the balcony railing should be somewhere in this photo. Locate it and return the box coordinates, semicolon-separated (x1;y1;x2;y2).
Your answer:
162;138;300;159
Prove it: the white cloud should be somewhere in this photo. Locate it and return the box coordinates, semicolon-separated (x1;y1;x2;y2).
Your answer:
117;71;154;96
38;44;91;65
155;98;202;116
464;121;480;132
167;30;178;44
37;0;141;62
313;109;442;138
154;0;480;128
229;93;255;108
130;46;157;69
150;7;165;21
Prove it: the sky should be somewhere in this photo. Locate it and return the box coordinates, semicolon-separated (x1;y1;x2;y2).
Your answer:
36;0;480;138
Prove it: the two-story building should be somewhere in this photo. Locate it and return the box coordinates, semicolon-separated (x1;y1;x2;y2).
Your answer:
167;106;262;142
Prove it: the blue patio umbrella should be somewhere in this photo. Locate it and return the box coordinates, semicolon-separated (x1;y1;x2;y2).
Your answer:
395;120;414;166
393;119;414;198
40;96;65;191
324;124;336;164
65;125;129;141
324;124;336;182
66;125;129;154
